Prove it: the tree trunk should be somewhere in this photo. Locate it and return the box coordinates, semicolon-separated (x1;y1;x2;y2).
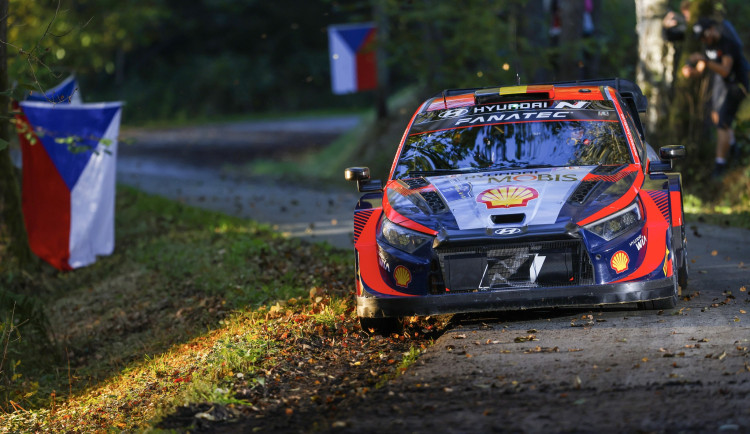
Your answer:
522;0;550;83
558;0;584;80
634;0;671;136
0;0;35;270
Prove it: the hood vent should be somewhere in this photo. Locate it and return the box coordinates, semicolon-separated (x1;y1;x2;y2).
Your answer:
591;165;625;175
491;214;525;224
568;181;599;204
402;178;430;189
421;191;447;213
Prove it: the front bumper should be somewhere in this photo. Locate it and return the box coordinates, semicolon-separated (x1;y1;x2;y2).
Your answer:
357;276;675;318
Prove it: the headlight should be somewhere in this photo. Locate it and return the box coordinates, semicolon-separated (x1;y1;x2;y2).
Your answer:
380;217;434;253
584;203;641;241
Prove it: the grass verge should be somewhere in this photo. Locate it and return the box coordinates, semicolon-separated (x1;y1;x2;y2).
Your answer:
683;163;750;230
0;186;442;431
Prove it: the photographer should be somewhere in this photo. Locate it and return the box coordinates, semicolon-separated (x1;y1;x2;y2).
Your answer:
682;17;748;178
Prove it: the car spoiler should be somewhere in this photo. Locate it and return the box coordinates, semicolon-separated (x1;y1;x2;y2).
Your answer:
549;78;647;140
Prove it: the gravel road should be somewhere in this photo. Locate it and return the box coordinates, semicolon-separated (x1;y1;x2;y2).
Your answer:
117;116;361;249
329;223;750;433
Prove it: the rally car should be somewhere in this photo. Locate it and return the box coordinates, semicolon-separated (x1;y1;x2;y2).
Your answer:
345;78;687;332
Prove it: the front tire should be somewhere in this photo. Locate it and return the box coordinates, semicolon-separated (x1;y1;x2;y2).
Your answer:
638;273;678;310
677;223;689;290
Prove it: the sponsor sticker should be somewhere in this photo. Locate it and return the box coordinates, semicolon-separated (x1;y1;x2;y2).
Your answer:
410;101;618;135
663;247;670;276
393;265;412;288
477;186;539;209
611;250;629;273
629;234;646;251
441;182;473;202
482;173;579;183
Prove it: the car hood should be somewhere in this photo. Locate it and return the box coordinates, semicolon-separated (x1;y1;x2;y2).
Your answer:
386;165;641;232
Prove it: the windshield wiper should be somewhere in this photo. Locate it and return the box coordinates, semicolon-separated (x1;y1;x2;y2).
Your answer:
479;163;556;172
408;168;478;177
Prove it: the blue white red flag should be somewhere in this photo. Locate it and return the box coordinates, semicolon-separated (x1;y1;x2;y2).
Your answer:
328;23;377;95
26;74;82;104
16;101;122;270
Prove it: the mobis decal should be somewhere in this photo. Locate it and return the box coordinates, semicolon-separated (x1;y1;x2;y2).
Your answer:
477;186;538;209
480;173;579;183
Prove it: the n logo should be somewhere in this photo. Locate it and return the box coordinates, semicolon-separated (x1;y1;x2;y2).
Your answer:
553;101;588;109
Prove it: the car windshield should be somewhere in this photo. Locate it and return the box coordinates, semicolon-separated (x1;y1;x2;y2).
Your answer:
392;101;633;179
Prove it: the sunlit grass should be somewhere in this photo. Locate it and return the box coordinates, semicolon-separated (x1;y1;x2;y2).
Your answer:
0;185;353;431
0;302;343;431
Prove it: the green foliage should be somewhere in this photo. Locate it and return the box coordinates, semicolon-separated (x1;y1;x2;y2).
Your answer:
6;0;643;124
7;0;375;123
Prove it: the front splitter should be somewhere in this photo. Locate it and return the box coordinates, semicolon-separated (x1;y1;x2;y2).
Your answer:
357;277;676;318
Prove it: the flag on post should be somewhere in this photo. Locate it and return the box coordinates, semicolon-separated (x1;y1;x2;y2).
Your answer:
327;23;377;95
16;101;122;270
26;74;82;104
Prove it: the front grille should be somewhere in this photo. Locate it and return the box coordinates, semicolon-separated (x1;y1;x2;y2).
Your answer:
437;240;593;292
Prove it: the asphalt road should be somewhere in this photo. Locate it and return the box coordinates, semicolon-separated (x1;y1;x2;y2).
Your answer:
331;223;750;433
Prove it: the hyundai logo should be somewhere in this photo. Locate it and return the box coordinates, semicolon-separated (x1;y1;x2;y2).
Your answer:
494;227;522;235
438;108;469;119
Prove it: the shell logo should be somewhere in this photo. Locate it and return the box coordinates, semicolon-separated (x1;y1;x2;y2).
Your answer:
610;250;629;274
477;186;539;209
393;265;412;288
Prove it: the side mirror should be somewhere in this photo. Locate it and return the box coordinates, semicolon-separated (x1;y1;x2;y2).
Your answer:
659;145;686;160
345;167;383;193
650;146;686;173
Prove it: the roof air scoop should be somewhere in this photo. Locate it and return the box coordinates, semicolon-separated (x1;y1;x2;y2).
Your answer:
474;85;555;105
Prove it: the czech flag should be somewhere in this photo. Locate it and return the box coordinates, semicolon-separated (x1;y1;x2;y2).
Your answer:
15;101;122;270
328;23;377;95
26;74;82;104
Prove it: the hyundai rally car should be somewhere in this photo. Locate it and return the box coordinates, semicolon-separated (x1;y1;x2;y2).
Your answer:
345;78;687;330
